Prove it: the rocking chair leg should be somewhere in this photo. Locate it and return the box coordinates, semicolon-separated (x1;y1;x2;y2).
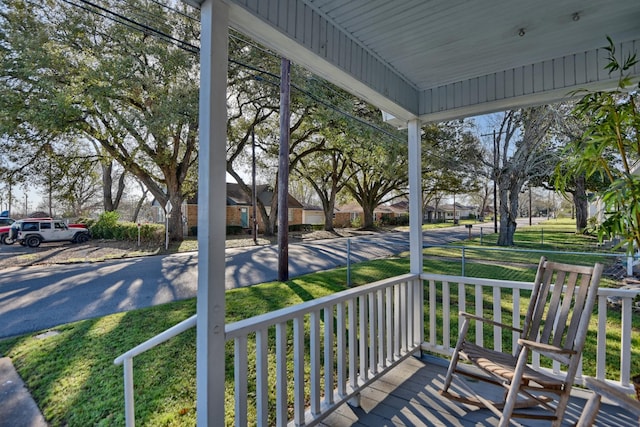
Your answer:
499;349;529;427
443;317;471;393
551;392;572;427
442;351;459;392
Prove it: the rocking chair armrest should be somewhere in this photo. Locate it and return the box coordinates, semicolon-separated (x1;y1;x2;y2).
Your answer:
459;311;524;333
517;339;577;356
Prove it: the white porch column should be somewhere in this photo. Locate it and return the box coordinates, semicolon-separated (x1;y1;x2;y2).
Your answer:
196;1;228;425
408;119;423;274
408;119;423;346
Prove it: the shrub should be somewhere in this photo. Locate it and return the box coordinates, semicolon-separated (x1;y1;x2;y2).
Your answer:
226;225;244;235
89;212;164;243
90;212;120;239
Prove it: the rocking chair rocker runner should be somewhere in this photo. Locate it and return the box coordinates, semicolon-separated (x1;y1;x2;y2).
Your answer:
441;256;603;427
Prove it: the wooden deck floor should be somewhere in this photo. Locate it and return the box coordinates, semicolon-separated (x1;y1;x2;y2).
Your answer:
320;355;639;427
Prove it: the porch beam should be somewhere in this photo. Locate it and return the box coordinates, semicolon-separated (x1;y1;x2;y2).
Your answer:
196;0;229;425
408;119;422;275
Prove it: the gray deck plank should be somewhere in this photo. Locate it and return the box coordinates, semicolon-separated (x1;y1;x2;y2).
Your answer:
320;355;640;427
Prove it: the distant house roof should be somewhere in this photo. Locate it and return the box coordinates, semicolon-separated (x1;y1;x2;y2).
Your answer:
302;204;323;211
336;202;405;214
438;203;476;212
187;183;303;208
389;200;409;213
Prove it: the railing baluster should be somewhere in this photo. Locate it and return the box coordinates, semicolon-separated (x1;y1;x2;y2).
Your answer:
337;302;347;398
234;336;248;427
512;288;520;356
475;284;483;346
123;357;135;427
394;284;401;357
406;280;413;348
275;322;287;427
414;278;424;346
442;281;450;351
493;286;502;351
385;287;393;364
367;292;379;374
310;310;321;416
323;306;335;406
293;316;305;426
348;298;358;398
256;328;268;427
429;279;436;348
377;289;385;369
458;281;466;337
359;295;368;381
368;292;377;375
401;282;408;353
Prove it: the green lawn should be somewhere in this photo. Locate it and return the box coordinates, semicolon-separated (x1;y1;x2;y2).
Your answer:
0;218;637;426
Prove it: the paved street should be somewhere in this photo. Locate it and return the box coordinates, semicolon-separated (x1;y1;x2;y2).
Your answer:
0;220;539;339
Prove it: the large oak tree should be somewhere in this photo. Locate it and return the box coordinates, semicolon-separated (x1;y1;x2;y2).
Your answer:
0;0;199;239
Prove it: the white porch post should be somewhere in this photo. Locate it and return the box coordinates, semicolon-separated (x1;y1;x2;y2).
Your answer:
408;119;424;346
408;119;422;274
196;1;228;425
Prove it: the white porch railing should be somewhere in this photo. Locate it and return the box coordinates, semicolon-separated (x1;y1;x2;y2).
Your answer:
421;272;640;392
114;273;423;427
114;272;640;426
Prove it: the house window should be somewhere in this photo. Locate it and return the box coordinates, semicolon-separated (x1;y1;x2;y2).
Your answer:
288;208;294;222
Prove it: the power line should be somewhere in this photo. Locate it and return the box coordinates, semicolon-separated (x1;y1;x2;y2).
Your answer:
61;0;200;54
55;0;404;141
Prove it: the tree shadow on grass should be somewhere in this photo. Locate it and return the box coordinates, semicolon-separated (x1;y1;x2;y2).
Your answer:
0;299;198;426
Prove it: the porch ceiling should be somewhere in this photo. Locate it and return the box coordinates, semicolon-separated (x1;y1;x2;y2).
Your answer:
186;0;640;123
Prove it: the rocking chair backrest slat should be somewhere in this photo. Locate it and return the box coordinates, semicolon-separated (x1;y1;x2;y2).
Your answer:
564;274;591;348
525;263;553;343
540;269;568;343
555;272;580;343
520;257;549;347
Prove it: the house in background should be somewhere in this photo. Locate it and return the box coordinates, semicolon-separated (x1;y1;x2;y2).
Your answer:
436;202;479;222
301;204;325;226
184;183;304;235
334;202;408;228
423;202;479;223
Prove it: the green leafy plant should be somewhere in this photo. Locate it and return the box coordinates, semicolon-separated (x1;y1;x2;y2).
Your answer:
89;211;121;239
566;37;640;254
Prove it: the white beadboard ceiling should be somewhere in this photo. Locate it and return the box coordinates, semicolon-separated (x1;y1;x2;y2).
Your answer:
188;0;640;123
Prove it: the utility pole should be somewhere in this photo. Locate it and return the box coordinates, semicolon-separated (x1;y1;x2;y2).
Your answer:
278;57;290;282
252;130;258;245
493;130;498;233
529;184;532;226
481;130;500;234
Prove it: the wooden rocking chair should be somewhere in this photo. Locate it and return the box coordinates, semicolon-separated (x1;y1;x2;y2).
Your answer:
441;256;603;427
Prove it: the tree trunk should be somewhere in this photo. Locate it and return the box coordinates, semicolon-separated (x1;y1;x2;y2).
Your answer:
322;193;336;232
361;200;376;229
497;174;520;246
102;161;114;212
573;175;588;232
131;187;149;223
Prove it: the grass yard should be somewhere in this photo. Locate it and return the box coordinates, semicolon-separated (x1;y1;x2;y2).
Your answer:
0;218;638;426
